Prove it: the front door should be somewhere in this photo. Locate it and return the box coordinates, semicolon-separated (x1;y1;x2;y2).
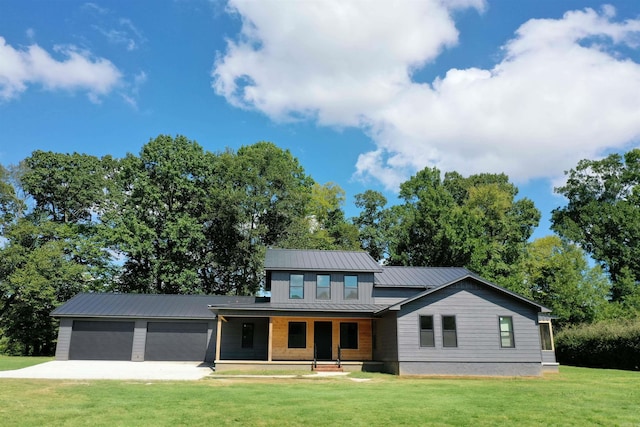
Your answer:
314;321;332;360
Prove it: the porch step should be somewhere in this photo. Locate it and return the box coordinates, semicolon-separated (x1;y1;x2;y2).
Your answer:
312;364;343;372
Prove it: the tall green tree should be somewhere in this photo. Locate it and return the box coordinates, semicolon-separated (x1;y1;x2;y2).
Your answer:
388;167;540;289
353;190;389;262
520;236;610;327
552;149;640;302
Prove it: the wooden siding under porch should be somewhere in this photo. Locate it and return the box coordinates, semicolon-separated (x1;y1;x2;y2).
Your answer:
215;316;373;363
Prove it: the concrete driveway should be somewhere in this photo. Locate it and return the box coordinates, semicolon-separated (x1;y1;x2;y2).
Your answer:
0;360;213;380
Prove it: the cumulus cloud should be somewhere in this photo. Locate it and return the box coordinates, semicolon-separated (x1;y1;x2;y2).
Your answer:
212;2;640;189
0;37;122;102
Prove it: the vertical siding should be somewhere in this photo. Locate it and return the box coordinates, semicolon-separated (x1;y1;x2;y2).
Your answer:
205;320;216;362
54;318;73;360
131;320;147;361
220;317;269;360
270;271;374;304
396;280;542;363
373;312;398;362
373;288;420;306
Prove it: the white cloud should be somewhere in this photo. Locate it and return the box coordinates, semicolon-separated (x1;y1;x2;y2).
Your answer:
0;36;122;102
213;2;640;190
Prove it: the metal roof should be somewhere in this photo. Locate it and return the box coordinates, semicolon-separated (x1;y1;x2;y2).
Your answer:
374;266;471;288
51;293;257;319
265;248;382;272
210;301;387;314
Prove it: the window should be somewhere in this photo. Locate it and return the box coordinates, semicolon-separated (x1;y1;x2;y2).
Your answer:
316;274;331;300
540;322;553;351
289;274;304;299
499;316;515;348
442;315;457;347
344;275;358;300
419;315;435;347
340;322;358;349
288;322;306;348
241;323;254;349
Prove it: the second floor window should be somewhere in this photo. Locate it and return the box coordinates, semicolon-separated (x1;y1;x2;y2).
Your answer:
344;275;358;300
316;274;331;300
289;274;304;299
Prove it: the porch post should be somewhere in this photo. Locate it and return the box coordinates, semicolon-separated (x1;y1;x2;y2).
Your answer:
215;315;222;362
268;317;273;362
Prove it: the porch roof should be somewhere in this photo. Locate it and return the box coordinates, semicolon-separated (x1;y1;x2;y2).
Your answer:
209;301;388;315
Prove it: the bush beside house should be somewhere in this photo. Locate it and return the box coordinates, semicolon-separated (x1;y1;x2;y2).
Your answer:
555;318;640;371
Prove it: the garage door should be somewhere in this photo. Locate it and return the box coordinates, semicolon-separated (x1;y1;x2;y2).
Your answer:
69;321;135;360
144;322;208;361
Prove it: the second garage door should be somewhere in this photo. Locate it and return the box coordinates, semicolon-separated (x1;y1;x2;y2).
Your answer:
144;322;208;361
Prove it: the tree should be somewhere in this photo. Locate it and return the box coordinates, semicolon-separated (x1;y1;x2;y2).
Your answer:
520;236;610;327
353;190;389;262
552;149;640;302
388;167;540;289
107;135;210;294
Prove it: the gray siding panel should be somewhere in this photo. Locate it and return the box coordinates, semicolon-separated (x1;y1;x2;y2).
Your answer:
220;317;269;360
542;350;557;364
205;320;216;363
396;280;542;364
54;318;73;360
399;362;542;376
131;320;147;361
69;320;135;360
373;312;398;362
144;321;208;361
373;288;420;306
271;271;374;304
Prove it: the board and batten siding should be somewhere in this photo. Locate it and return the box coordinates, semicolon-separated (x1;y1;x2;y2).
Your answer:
54;318;73;360
270;271;375;304
396;280;542;364
220;317;269;360
373;288;421;306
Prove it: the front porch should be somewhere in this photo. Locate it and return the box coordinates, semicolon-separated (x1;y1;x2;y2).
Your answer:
213;315;376;370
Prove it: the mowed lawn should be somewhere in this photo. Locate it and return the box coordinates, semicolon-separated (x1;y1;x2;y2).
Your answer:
0;364;638;426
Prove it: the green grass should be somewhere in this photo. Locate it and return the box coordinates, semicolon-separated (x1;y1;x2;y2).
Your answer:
0;356;53;371
0;366;639;426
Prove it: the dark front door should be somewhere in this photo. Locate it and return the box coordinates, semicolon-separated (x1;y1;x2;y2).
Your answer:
314;321;332;360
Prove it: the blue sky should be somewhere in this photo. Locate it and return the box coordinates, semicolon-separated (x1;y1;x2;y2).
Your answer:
1;1;640;239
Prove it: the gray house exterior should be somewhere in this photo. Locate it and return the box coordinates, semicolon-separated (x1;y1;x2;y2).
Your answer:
52;248;558;376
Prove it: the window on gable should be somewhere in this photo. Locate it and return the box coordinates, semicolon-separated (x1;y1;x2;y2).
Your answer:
289;274;304;299
442;315;457;348
288;322;306;348
540;322;553;351
344;275;358;300
340;322;358;349
316;274;331;300
419;315;435;347
499;316;515;348
242;323;254;349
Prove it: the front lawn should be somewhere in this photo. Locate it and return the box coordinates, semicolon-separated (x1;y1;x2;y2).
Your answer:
0;356;53;371
0;366;638;426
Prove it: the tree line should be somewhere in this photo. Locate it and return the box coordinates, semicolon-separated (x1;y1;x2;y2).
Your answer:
1;135;638;355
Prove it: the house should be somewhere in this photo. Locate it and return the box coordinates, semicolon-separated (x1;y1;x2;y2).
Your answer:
52;248;558;376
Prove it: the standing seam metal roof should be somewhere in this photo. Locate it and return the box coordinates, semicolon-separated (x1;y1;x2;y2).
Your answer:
374;266;471;288
265;248;382;272
51;293;257;319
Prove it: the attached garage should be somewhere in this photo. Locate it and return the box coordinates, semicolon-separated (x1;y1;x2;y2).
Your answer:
144;322;208;361
69;321;134;360
52;293;258;362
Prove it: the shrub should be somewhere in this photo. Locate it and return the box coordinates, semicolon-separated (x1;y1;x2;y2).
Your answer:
555;318;640;371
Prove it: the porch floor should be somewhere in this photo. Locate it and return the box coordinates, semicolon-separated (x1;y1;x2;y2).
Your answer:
213;360;384;373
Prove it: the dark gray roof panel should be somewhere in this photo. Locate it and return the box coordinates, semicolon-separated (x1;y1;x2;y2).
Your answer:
375;266;470;288
211;301;387;313
265;248;382;272
51;293;257;319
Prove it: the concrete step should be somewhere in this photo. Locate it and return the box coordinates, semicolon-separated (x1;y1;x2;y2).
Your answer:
312;364;343;372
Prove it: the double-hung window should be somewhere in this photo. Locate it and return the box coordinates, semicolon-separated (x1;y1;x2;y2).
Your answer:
499;316;515;348
419;315;435;347
344;275;358;300
289;274;304;299
442;315;458;347
316;274;331;300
